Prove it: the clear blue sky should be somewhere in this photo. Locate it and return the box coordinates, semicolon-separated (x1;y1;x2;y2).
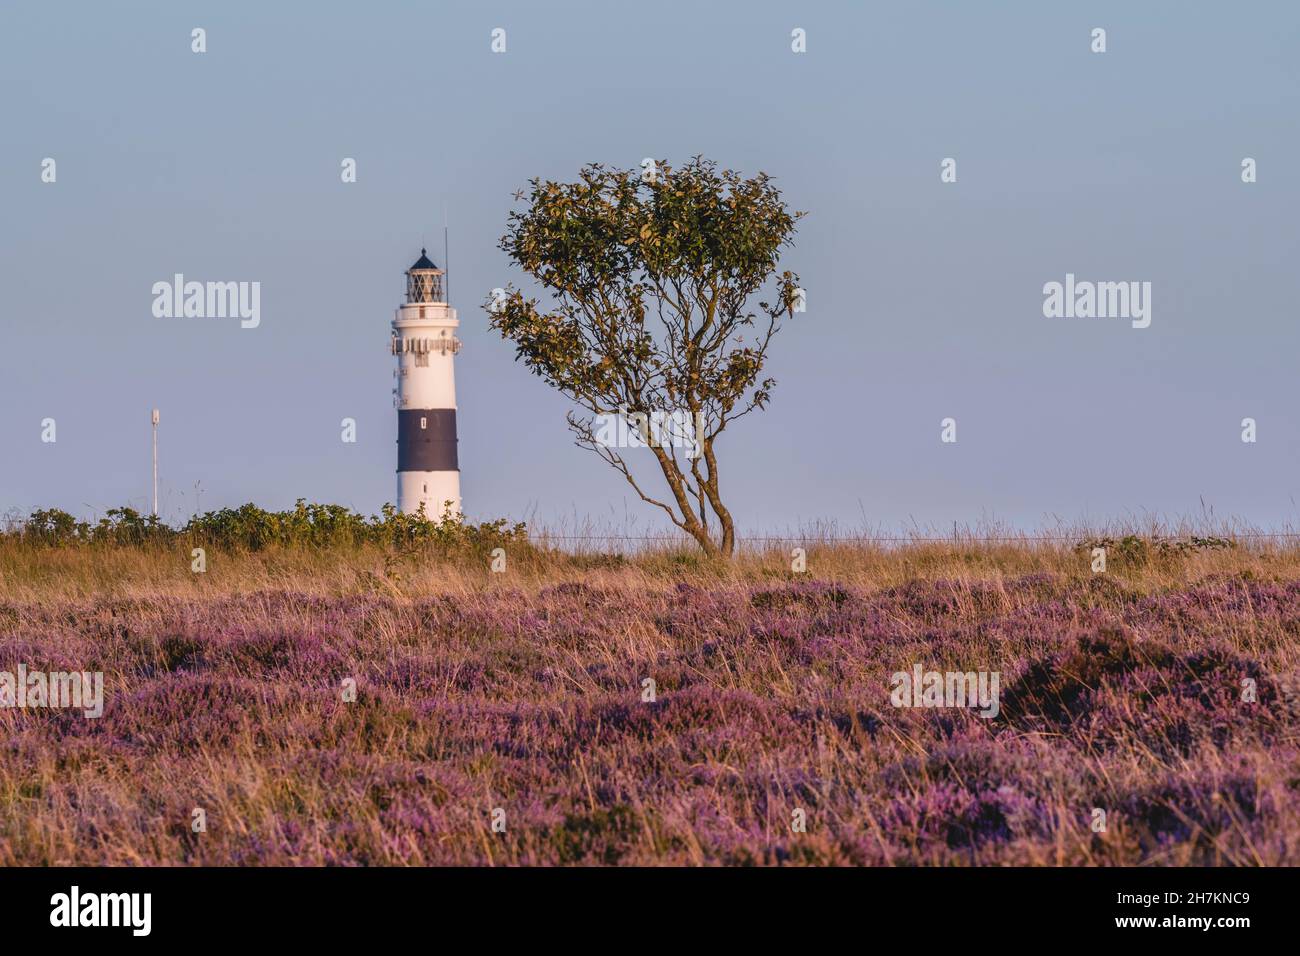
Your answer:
2;1;1297;535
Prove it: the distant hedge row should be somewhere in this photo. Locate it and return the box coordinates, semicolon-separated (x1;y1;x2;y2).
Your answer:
7;500;528;553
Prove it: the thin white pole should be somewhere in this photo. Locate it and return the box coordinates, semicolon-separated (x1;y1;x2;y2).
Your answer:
151;408;159;517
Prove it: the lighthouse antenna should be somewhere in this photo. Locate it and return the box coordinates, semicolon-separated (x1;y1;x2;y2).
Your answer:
443;207;450;306
151;408;160;517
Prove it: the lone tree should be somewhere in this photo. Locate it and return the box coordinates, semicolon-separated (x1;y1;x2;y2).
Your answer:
489;157;804;558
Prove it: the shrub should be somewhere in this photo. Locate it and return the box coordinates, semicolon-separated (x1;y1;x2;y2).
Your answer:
1075;534;1234;569
5;500;527;557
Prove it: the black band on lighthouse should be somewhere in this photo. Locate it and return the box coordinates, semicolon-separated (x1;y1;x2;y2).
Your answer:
397;409;459;471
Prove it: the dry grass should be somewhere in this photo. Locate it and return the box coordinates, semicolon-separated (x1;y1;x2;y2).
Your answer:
6;532;1298;600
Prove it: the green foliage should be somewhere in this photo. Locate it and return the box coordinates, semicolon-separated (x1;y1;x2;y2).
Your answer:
20;507;172;546
184;501;367;551
20;508;86;546
492;157;801;409
1077;535;1235;568
6;500;527;557
96;508;173;546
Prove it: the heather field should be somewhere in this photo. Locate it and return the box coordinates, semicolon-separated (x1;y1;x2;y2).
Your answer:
2;537;1299;866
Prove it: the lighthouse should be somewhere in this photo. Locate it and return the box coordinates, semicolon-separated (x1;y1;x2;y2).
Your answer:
392;249;461;517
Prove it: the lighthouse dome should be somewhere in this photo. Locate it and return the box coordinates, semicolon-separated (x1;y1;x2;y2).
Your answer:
409;249;440;272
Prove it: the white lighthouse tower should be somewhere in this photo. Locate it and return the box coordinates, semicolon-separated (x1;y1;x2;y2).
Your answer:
392;249;461;517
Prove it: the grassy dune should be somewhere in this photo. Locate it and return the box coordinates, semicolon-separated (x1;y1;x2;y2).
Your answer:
1;537;1298;865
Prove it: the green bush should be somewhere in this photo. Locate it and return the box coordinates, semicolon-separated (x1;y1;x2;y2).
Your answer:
6;500;527;557
19;507;173;547
21;508;86;546
1076;534;1235;568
